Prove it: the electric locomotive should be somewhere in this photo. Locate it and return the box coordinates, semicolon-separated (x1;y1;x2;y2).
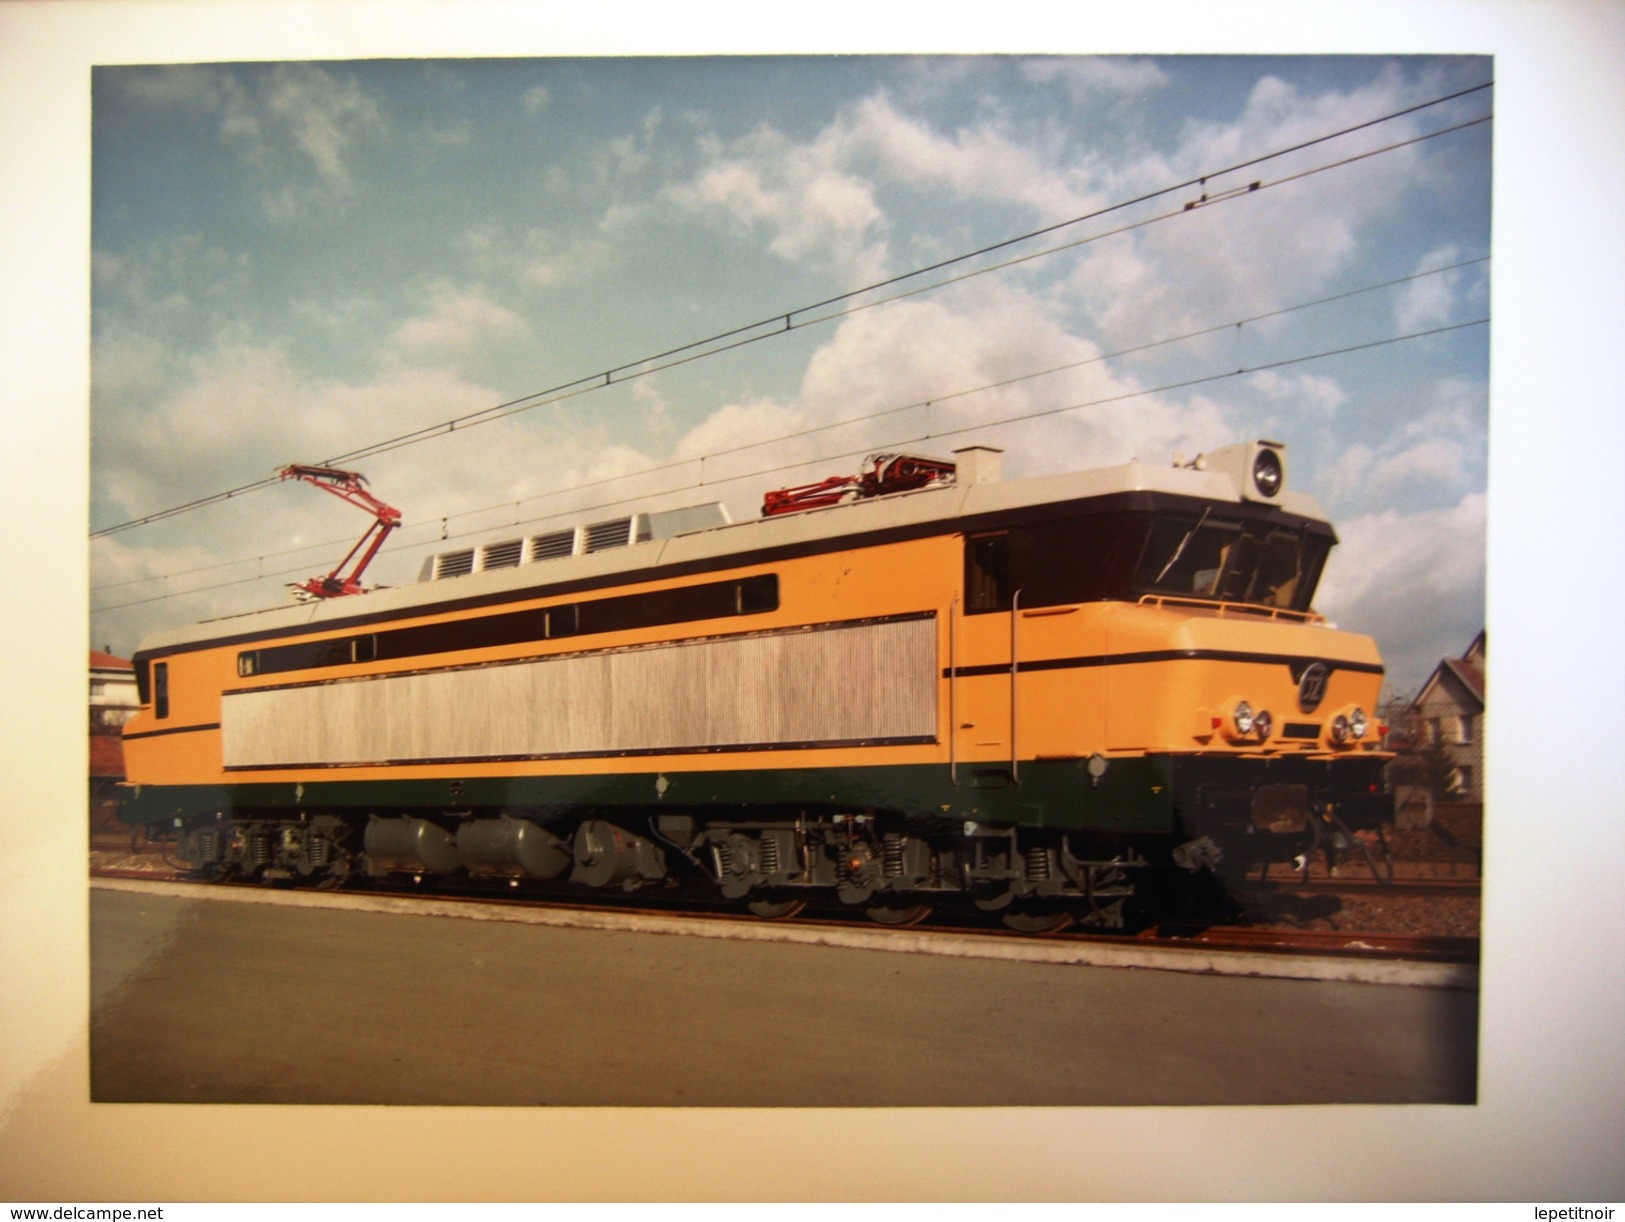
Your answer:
118;439;1391;928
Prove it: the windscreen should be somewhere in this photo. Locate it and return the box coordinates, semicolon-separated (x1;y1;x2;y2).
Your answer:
1133;513;1330;610
964;506;1332;615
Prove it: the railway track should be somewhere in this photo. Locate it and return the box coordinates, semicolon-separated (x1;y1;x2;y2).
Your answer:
1248;874;1480;899
89;855;1479;965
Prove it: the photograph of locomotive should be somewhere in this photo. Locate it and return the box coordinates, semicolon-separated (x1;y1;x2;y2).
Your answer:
118;436;1391;930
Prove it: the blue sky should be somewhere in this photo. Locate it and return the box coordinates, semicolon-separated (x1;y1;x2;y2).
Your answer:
89;53;1491;692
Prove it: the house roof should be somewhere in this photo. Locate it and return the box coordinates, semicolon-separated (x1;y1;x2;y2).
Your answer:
91;650;133;671
1413;635;1487;714
1444;657;1485;704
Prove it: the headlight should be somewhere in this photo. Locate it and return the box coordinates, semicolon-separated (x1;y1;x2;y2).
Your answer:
1252;448;1283;498
1233;700;1255;736
1349;707;1368;739
1254;709;1273;741
1331;713;1350;743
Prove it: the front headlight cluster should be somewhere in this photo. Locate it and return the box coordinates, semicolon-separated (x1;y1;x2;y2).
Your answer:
1330;706;1370;744
1231;699;1273;741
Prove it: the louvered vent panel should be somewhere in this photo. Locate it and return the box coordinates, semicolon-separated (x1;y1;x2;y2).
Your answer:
529;530;575;561
434;549;475;579
584;518;632;552
481;539;524;570
221;617;937;767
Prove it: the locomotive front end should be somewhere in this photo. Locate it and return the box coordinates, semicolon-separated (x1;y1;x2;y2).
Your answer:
1090;440;1392;876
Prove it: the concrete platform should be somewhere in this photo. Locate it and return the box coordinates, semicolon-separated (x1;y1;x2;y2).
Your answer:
90;882;1479;1106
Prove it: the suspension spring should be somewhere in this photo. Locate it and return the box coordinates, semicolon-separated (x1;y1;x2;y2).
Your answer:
307;834;330;866
882;832;906;877
196;827;220;863
247;830;272;868
759;834;780;876
1024;844;1051;881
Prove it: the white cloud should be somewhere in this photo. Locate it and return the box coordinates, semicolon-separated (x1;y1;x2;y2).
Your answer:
93;234;253;347
1320;376;1486;505
522;85;551;116
89;347;547;651
1395;244;1463;332
261;63;386;185
665;90;1112;284
112;63;236;110
672;398;808;470
92;338;509;527
92;328;172;406
1315;491;1486;694
840;95;1100;223
1021;56;1170;98
1069;71;1446;342
714;281;1235;486
1251;369;1346;415
426;122;473;148
159;63;390;222
388;284;529;362
522;229;617;289
669;125;890;283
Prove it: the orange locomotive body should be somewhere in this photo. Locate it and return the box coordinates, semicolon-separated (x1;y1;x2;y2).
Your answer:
121;441;1391;927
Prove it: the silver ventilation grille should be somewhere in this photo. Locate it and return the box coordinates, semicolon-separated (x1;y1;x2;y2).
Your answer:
584;518;635;552
481;539;524;569
418;502;732;583
434;549;475;579
529;530;575;561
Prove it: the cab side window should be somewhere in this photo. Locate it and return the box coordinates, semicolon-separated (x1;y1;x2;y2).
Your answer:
965;533;1011;613
154;661;169;720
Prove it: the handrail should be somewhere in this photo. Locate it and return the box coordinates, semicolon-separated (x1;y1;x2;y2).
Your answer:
948;595;958;786
1011;588;1022;786
1136;594;1325;624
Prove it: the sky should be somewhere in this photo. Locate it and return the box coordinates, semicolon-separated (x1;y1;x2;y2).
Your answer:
87;53;1492;694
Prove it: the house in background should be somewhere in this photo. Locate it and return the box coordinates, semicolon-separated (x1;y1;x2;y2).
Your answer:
91;649;139;729
90;650;138;833
1410;630;1485;802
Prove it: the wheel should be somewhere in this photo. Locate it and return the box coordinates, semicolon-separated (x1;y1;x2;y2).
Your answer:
863;899;933;926
999;903;1073;934
746;895;806;920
